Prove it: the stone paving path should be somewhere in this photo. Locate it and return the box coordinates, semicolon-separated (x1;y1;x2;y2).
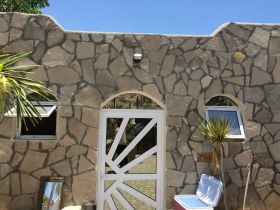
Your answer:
104;155;157;210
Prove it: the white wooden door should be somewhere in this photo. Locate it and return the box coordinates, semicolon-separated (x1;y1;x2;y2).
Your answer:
97;109;165;210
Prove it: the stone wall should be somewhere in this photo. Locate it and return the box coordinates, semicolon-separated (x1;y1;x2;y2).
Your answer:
0;12;280;210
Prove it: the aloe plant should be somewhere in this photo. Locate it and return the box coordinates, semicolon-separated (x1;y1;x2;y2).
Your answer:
199;117;231;210
0;47;55;127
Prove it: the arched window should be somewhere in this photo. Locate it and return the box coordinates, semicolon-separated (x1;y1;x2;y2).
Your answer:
205;95;237;106
103;92;162;110
205;95;245;139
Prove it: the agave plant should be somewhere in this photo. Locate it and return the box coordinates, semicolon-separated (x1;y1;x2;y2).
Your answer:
0;47;55;127
199;117;231;210
199;117;231;144
199;117;230;169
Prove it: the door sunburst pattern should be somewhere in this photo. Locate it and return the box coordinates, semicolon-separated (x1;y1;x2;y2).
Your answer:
97;109;165;210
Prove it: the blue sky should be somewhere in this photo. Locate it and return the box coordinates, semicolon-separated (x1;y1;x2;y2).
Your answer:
42;0;280;35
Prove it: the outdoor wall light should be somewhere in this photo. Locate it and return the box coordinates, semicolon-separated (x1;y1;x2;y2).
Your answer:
133;53;142;62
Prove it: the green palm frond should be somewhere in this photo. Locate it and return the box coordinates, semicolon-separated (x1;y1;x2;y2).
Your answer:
0;47;56;128
199;117;231;144
0;0;49;14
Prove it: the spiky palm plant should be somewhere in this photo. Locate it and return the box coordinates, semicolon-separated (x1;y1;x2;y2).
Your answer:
199;117;231;144
0;0;49;14
0;47;55;127
199;117;231;210
199;117;230;170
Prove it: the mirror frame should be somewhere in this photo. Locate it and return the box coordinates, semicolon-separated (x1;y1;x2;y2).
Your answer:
37;176;64;210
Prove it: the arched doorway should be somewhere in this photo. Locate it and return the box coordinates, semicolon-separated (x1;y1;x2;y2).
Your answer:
97;92;165;210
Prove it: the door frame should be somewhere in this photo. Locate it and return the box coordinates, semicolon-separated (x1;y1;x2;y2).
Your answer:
96;109;166;210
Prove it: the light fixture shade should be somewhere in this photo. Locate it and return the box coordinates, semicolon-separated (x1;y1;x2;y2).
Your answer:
133;53;142;61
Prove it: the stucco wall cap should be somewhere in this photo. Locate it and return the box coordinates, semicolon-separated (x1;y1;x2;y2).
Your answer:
0;12;64;31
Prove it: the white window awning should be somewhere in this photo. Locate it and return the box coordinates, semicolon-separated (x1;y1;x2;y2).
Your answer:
4;102;57;118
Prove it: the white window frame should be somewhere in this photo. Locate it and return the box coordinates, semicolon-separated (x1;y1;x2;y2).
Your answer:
14;101;58;140
204;106;245;139
5;101;57;118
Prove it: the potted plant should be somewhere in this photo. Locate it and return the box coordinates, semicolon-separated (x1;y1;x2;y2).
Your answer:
199;117;231;210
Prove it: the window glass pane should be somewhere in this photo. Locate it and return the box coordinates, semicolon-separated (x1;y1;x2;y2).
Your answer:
208;110;241;135
21;110;57;136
